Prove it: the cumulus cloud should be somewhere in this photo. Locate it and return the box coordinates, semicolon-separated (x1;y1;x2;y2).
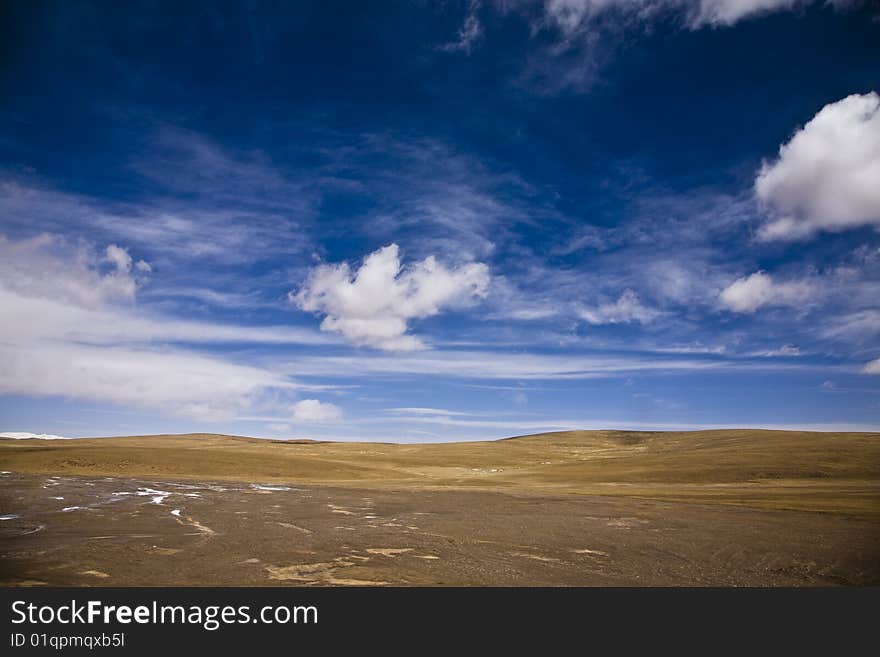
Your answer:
718;271;814;313
0;234;149;308
755;92;880;240
291;399;342;422
579;290;659;324
864;358;880;374
291;244;490;350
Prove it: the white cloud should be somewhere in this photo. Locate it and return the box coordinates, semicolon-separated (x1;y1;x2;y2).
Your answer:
291;243;490;350
719;271;814;313
291;399;342;422
759;344;802;357
642;260;715;306
864;358;880;374
337;135;541;263
0;341;293;422
104;243;132;273
286;348;809;382
542;0;820;32
0;234;314;421
691;0;804;26
1;133;313;267
506;307;560;320
440;0;483;53
0;235;333;348
0;234;147;308
373;412;877;433
501;2;865;95
756;92;880;240
822;309;880;342
0;287;334;348
579;290;659;324
385;407;476;416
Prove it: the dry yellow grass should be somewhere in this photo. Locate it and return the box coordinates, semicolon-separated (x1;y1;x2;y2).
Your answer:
2;429;878;516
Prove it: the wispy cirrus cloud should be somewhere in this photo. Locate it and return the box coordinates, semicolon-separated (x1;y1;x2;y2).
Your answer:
284;349;817;382
439;0;484;53
484;186;750;336
384;407;479;417
1;124;317;279
493;0;866;94
317;134;547;262
1;340;294;422
0;233;328;421
539;0;815;33
0;234;333;348
822;310;880;343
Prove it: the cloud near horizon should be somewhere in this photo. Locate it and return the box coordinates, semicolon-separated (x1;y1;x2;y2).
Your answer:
291;399;343;422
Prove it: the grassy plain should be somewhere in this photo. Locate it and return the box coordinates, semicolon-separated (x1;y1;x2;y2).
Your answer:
2;429;878;515
1;430;877;586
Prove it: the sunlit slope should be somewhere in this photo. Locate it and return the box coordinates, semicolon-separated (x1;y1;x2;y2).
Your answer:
1;430;878;514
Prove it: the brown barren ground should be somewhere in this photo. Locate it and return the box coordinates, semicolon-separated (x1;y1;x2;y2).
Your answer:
1;430;878;586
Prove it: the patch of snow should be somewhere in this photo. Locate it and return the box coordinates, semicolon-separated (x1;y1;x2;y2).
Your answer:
136;488;171;504
250;484;292;491
0;432;71;440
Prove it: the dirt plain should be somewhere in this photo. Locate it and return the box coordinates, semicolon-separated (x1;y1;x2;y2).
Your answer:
1;429;878;586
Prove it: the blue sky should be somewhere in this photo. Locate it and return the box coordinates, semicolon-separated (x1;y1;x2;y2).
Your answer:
1;0;879;441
